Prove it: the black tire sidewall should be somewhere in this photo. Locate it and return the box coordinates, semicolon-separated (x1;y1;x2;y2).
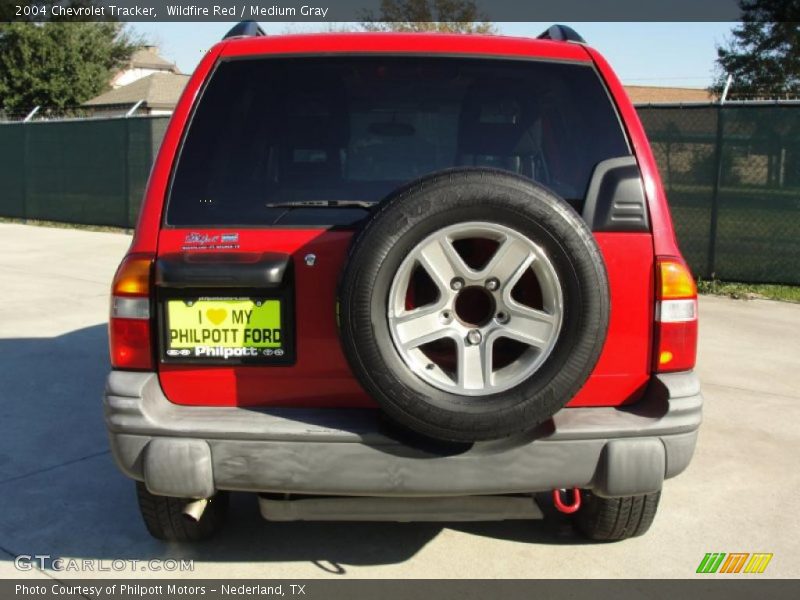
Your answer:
339;168;609;441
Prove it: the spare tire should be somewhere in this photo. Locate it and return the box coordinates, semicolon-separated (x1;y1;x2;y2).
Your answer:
338;168;609;442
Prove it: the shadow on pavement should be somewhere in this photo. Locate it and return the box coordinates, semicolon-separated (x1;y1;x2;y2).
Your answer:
0;324;585;575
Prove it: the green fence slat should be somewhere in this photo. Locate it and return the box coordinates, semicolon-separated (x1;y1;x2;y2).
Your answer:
0;123;26;218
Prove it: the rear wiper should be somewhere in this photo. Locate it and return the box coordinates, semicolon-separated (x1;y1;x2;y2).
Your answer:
266;200;373;210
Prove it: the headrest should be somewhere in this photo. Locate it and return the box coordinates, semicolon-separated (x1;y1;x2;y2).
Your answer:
458;80;539;156
282;82;349;147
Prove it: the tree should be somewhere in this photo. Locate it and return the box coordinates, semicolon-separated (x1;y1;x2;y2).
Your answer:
0;20;140;113
360;0;496;34
713;0;800;100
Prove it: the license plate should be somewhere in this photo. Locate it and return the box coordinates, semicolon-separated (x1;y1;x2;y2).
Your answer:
163;297;289;364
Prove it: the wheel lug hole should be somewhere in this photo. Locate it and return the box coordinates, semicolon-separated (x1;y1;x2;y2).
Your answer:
441;310;452;323
467;329;482;345
496;312;509;324
485;277;500;291
450;277;465;291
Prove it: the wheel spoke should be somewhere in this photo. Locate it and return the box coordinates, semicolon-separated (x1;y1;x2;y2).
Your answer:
392;307;449;349
484;237;534;289
501;305;556;348
457;338;491;390
417;236;471;290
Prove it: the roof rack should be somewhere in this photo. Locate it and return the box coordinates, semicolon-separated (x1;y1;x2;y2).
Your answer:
223;21;266;40
537;24;586;44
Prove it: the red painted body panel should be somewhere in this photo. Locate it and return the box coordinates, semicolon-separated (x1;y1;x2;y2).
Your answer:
126;33;675;410
569;233;654;407
585;47;683;261
155;229;653;408
220;33;591;63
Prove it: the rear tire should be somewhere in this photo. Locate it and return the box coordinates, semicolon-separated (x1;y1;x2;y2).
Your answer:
574;490;661;541
135;482;228;541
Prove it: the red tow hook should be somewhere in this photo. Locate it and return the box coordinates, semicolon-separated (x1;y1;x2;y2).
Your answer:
552;488;582;514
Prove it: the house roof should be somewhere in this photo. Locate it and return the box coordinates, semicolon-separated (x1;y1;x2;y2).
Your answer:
128;46;180;72
625;85;715;105
84;72;190;109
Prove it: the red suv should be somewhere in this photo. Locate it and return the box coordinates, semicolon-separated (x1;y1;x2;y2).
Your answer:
104;23;702;542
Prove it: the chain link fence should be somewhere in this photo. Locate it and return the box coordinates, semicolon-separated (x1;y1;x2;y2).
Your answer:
638;103;800;285
1;105;799;284
0;103;150;123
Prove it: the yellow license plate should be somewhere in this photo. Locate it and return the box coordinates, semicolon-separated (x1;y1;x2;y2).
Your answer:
165;298;285;361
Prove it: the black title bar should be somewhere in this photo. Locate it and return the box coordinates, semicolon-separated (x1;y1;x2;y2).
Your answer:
4;579;800;600
3;0;746;23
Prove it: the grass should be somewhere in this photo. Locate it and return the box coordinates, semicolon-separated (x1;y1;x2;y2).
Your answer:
0;216;131;234
697;279;800;303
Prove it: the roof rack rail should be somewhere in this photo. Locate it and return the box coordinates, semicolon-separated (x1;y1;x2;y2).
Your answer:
223;21;266;40
537;24;586;44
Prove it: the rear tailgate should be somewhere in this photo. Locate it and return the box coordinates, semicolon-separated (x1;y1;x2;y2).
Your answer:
154;227;653;408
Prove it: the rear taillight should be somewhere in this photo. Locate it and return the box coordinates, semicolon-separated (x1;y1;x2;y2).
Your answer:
109;253;154;370
654;258;698;373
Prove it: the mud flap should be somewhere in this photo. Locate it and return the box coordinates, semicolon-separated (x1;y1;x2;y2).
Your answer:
143;438;214;499
592;438;665;498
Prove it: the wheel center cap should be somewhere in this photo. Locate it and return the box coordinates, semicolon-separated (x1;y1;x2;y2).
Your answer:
454;286;495;327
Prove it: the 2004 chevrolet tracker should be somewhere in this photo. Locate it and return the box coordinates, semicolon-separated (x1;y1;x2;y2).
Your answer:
104;23;702;542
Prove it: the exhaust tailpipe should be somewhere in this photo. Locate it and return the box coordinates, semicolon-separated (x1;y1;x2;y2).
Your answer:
182;498;209;522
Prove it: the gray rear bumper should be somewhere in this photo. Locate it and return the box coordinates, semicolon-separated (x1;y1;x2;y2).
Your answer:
104;371;702;499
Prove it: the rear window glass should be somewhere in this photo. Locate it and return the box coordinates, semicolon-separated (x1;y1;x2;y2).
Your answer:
167;56;629;226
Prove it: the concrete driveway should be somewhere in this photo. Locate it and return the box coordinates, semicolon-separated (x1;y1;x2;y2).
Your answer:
0;223;797;579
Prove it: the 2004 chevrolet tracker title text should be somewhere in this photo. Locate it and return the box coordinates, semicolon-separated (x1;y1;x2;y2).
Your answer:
15;4;330;19
16;4;156;17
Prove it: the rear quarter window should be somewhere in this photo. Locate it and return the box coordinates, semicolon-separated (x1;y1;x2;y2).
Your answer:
167;55;629;226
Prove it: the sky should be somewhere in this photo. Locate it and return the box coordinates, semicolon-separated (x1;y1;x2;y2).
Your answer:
132;22;736;88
